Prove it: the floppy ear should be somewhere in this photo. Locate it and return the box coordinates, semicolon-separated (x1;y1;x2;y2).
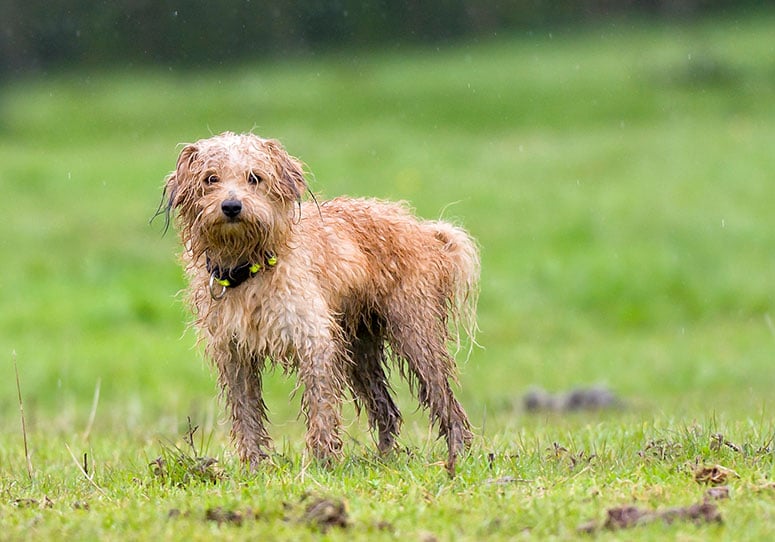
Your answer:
171;144;200;204
152;144;198;232
265;139;308;203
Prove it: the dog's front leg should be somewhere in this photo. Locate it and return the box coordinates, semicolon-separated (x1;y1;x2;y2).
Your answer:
213;340;272;469
297;335;346;463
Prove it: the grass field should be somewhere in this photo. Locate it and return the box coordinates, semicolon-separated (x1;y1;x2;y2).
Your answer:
2;11;775;540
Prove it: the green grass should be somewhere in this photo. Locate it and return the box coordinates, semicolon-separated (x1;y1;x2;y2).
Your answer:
2;11;775;540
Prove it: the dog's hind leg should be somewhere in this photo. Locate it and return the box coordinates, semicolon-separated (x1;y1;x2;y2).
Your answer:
346;319;402;454
387;305;473;475
213;340;272;469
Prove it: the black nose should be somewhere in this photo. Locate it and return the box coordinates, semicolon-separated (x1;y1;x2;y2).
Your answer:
221;199;242;218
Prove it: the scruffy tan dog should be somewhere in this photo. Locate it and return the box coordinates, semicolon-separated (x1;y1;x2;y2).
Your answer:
160;132;479;473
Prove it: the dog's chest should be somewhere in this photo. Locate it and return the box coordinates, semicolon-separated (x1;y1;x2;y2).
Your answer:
198;272;332;361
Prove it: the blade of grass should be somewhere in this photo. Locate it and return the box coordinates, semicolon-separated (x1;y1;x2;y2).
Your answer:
82;377;101;442
14;354;33;480
64;443;110;500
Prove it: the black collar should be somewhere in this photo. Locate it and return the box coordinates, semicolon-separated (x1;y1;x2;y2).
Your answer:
206;252;277;298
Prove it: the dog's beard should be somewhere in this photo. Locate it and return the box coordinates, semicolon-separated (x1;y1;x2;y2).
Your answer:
188;206;288;267
205;222;267;264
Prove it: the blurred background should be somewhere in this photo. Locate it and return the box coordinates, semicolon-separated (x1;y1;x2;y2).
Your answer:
1;1;773;442
2;0;764;76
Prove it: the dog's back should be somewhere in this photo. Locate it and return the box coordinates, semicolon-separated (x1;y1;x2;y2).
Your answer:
299;197;479;348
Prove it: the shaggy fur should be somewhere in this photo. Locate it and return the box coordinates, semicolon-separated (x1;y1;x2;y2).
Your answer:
161;132;479;473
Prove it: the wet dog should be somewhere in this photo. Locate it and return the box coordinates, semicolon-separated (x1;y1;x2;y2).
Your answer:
160;132;479;473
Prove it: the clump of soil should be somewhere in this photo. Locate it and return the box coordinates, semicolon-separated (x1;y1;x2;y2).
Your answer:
704;486;730;501
579;501;722;534
300;496;350;532
205;506;259;526
523;386;622;413
168;494;349;532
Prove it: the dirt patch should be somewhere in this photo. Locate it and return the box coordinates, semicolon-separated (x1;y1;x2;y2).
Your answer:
205;506;259;526
604;505;651;529
166;506;260;526
658;502;722;525
704;486;730;501
168;494;349;532
300;497;350;532
523;386;622;413
579;501;722;534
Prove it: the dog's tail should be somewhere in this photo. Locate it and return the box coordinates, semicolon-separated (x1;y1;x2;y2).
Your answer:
428;221;480;354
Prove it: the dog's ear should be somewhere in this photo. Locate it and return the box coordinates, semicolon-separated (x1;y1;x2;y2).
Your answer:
152;144;198;232
265;139;308;204
168;143;201;206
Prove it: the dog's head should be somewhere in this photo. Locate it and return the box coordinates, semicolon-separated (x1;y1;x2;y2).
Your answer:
161;132;308;265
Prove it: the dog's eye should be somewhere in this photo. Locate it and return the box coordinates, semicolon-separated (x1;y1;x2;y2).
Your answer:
205;174;219;185
248;172;262;185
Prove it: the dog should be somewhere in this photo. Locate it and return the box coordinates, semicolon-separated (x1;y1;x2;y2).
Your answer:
160;132;479;473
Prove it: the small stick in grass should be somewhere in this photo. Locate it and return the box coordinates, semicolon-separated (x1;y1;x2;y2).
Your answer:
14;354;33;480
65;443;110;499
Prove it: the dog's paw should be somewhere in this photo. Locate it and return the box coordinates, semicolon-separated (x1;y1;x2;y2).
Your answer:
243;450;271;472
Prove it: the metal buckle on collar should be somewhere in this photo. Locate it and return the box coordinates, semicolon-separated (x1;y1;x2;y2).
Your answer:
209;273;227;300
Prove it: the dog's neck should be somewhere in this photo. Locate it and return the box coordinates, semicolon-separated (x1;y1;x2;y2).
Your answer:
206;251;277;289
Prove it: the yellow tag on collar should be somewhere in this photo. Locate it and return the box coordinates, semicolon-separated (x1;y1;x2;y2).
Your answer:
216;278;231;287
249;263;261;274
266;254;278;267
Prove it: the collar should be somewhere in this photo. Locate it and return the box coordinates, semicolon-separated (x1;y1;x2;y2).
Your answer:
206;252;277;299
